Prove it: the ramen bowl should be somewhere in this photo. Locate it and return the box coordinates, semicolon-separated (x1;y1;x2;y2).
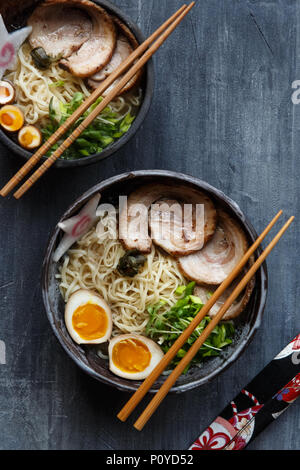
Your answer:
0;0;154;168
42;170;268;393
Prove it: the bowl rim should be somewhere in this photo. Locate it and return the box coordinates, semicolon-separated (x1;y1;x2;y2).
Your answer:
0;0;154;168
42;170;268;393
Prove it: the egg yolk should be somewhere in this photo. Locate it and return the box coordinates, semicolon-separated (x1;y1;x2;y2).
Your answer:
1;113;13;126
0;106;24;131
72;303;108;340
112;338;151;373
0;86;10;97
20;131;34;147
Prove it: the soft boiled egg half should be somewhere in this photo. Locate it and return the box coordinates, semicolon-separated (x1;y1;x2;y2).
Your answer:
0;105;24;132
65;289;112;344
18;125;42;149
108;334;164;380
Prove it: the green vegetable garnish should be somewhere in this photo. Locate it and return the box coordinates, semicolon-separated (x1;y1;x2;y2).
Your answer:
49;80;65;88
117;250;147;277
145;282;235;372
175;285;186;295
42;92;136;160
189;295;204;304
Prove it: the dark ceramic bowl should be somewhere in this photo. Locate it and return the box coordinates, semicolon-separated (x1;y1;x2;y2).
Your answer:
42;170;268;393
0;0;154;168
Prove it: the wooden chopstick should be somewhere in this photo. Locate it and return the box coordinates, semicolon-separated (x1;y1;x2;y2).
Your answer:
133;215;294;430
117;210;283;423
0;3;194;199
0;3;188;197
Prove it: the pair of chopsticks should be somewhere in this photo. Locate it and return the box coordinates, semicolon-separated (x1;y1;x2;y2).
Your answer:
0;3;195;199
117;210;294;430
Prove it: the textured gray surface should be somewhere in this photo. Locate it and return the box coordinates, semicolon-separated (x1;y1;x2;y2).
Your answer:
0;0;299;450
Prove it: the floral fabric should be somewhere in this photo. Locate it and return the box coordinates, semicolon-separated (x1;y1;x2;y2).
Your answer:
189;334;300;450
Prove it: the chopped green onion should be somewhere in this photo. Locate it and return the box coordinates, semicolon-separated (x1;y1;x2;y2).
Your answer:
175;285;186;295
42;91;136;160
189;295;203;304
145;282;235;371
49;80;65;88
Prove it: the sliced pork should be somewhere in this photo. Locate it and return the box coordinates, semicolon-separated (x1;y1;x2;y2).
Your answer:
150;199;209;256
119;184;217;255
59;0;116;77
178;210;248;285
90;35;131;82
88;17;141;95
28;0;92;59
194;264;255;320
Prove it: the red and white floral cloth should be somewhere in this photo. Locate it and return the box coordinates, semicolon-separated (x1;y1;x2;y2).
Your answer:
189;334;300;450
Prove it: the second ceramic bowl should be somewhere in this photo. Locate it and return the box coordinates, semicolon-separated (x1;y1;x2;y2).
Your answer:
42;170;268;393
0;0;154;168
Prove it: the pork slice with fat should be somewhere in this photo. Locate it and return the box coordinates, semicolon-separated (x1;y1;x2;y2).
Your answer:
178;210;248;285
149;199;208;257
28;0;92;59
87;17;141;95
193;261;255;320
119;184;217;255
59;0;116;77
